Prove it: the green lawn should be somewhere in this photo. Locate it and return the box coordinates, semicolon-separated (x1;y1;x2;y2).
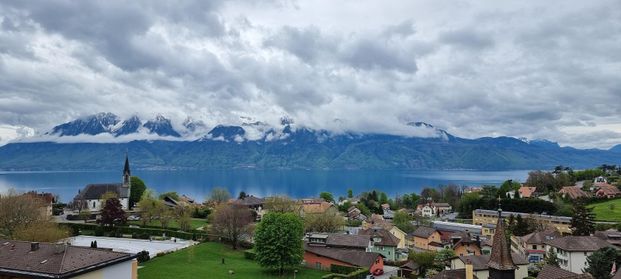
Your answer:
138;242;327;279
128;218;208;230
588;198;621;222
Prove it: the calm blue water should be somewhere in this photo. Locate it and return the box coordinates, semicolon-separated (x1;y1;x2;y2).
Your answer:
0;170;529;203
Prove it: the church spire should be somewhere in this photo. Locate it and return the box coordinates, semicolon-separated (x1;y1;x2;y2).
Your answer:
487;196;516;279
122;153;131;188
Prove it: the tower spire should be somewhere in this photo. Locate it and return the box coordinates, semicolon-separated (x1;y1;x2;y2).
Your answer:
122;153;131;188
487;195;516;279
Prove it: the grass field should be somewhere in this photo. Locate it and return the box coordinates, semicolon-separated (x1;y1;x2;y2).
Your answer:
138;242;327;279
588;198;621;222
128;218;208;230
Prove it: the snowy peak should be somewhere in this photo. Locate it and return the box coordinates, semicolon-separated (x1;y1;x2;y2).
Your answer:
406;122;451;141
203;125;246;142
183;117;207;133
113;115;142;136
143;115;180;137
48;112;120;136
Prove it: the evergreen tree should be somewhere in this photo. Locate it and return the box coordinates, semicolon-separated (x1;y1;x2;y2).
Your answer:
254;213;304;275
347;189;353;199
543;249;560;267
571;200;595;236
129;176;146;209
584;247;620;279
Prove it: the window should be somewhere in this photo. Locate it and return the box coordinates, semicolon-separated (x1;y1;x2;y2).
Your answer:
92;201;96;208
315;262;321;269
532;245;536;249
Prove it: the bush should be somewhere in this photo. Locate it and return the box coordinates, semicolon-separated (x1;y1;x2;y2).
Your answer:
94;226;104;236
62;223;213;240
244;249;256;260
321;268;369;279
136;250;150;263
330;265;359;275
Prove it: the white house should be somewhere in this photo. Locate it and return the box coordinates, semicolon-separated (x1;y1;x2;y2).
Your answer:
544;236;614;274
418;202;452;217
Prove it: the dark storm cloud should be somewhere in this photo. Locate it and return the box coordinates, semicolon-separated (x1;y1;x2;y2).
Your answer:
0;0;619;148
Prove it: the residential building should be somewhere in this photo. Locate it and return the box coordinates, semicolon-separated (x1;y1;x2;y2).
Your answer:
300;199;333;216
473;209;572;234
72;155;132;211
511;228;561;264
518;186;537;198
544;236;614;273
347;206;367;221
594;229;621;247
417;202;452;217
233;195;265;220
536;265;593;279
359;228;401;261
594;176;609;187
0;240;137;279
451;231;482;256
303;234;384;274
24;191;55;217
595;185;621;199
410;226;443;251
400;261;420;278
558;186;589;200
387;226;407;249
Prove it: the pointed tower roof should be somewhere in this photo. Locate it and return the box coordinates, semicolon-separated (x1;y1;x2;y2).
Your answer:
487;199;517;271
123;154;131;175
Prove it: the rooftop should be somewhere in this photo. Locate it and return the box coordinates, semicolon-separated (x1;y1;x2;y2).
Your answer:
0;240;135;279
545;236;614;251
536;265;593;279
304;244;381;268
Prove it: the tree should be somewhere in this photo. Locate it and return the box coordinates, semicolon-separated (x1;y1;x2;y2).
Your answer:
584;247;621;279
433;248;456;271
0;190;47;238
254;212;304;275
571;200;595;236
100;197;126;227
211;203;253;249
543;249;560;267
158;206;174;229
137;189;160;227
319;192;334;203
304;207;345;233
409;250;436;276
208;187;231;204
393;211;415;233
347;189;353;199
101;191;118;203
14;220;70;242
129;176;147;208
499;180;521;198
264;196;300;213
238;191;248;200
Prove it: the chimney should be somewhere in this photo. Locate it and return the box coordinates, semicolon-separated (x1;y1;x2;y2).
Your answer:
31;242;39;252
465;259;474;279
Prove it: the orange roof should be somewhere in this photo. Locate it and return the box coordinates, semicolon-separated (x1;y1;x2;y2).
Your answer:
558;187;589;199
518;187;537;198
302;201;333;214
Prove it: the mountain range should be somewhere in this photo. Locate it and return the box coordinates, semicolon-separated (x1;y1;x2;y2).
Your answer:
0;113;619;171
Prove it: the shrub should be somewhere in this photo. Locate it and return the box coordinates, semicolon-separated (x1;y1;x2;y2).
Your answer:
330;265;359;275
136;250;150;263
94;226;104;236
244;249;256;260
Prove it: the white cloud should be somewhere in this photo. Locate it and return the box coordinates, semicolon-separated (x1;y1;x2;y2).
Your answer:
0;0;619;148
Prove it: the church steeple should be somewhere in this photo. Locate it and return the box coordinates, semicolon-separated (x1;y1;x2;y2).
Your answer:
122;154;131;188
487;197;516;279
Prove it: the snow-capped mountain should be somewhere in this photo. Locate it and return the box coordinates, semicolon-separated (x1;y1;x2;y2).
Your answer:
143;115;181;137
47;112;120;136
113;115;142;136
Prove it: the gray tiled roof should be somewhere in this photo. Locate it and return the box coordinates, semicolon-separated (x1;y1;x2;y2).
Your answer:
0;240;135;278
359;228;399;247
545;236;614;251
75;183;129;200
536;265;593;279
411;226;438;238
432;269;479;279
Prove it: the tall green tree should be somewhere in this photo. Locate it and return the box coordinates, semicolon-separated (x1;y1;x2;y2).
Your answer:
347;189;353;199
129;176;146;208
433;248;456;271
208;187;231;204
584;247;621;279
393;211;415;233
571;200;595;236
254;213;304;275
409;251;436;276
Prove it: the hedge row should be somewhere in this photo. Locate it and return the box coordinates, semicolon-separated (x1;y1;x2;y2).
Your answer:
63;223;214;241
321;268;369;279
330;265;359;275
244;249;256;260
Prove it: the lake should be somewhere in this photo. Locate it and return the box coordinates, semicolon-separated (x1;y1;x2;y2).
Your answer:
0;169;530;203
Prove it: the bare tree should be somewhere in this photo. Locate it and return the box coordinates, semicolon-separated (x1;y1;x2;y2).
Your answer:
304;207;345;233
0;190;46;238
208;187;231;205
264;196;301;214
211;203;253;249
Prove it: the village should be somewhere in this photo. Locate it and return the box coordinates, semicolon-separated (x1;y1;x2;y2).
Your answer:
1;158;621;279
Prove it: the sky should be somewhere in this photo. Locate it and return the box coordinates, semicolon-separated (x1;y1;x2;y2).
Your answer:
0;0;620;149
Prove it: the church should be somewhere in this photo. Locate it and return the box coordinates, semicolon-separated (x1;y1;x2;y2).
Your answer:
73;155;132;211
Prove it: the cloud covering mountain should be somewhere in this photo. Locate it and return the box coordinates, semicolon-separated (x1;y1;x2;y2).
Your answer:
0;0;620;148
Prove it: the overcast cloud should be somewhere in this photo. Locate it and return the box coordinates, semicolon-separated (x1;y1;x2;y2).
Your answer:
0;0;619;148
